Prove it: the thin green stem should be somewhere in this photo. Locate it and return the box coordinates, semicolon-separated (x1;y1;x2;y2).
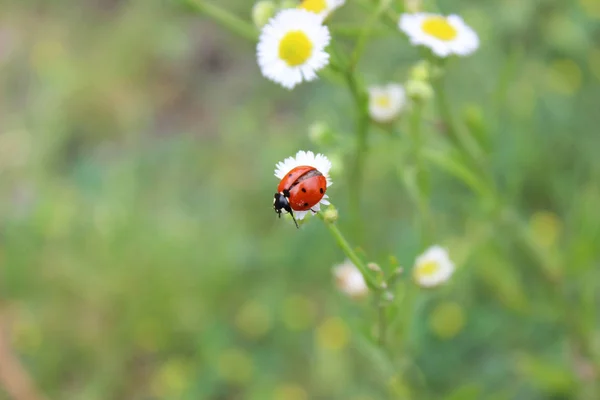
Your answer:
408;102;433;243
330;24;389;38
349;0;390;71
318;213;391;347
185;0;258;42
345;71;370;226
377;298;387;346
432;77;486;168
318;214;378;290
356;0;398;31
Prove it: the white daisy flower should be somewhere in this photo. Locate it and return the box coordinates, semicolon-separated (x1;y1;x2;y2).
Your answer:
298;0;345;20
413;245;455;288
273;150;332;221
399;13;479;57
368;83;407;123
257;9;331;89
333;259;368;299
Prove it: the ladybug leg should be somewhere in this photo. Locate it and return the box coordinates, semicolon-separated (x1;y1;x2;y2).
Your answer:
310;208;318;214
289;210;299;229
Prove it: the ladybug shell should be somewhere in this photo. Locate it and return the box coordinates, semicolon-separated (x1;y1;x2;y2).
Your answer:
277;166;327;211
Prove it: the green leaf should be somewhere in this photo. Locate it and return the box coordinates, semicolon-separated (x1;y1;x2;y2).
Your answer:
422;148;492;199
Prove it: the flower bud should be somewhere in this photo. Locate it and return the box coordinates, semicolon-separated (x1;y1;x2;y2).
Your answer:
279;0;298;9
308;121;335;147
383;291;395;302
252;1;276;29
404;0;422;13
406;79;434;102
323;206;338;223
409;60;431;82
367;262;382;273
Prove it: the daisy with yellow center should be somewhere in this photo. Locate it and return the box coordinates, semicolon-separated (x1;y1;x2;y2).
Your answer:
399;13;479;57
367;83;407;123
257;9;331;89
333;259;368;299
298;0;345;20
413;246;455;288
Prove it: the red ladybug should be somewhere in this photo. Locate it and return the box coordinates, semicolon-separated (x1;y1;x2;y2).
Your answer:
273;165;327;228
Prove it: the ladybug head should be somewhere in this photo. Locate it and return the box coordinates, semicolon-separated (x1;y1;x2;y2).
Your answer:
273;191;299;228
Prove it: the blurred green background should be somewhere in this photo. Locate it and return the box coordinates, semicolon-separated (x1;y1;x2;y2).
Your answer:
1;0;600;399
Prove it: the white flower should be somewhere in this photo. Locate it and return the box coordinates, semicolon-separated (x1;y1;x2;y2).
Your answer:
298;0;345;20
257;9;331;89
399;13;479;57
368;83;407;123
333;259;368;299
413;246;455;288
274;150;332;221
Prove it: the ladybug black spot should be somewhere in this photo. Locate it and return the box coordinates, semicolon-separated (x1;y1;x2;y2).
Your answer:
319;188;324;194
301;187;307;193
304;202;309;207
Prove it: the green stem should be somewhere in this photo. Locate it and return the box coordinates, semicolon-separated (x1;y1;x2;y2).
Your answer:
349;0;390;71
377;297;387;346
318;214;378;290
330;25;389;38
185;0;258;42
409;102;433;243
356;0;398;31
346;71;370;226
433;77;486;168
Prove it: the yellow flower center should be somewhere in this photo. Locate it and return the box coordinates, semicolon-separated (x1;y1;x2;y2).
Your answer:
421;16;458;41
374;95;391;108
278;30;313;67
299;0;327;13
414;260;441;280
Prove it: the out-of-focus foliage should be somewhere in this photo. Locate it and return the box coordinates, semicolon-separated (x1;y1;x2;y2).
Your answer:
0;0;599;399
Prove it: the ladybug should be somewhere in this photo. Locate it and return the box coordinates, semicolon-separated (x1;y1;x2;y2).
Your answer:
273;165;327;228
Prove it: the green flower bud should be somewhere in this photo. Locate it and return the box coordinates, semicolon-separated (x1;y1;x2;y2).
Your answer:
279;0;299;9
308;121;335;147
409;60;431;82
404;0;422;13
252;1;276;29
323;206;338;223
405;79;434;102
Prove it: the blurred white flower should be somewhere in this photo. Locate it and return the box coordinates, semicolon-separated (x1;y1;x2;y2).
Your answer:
274;150;332;221
333;259;368;299
257;9;331;89
368;83;407;123
413;246;455;288
298;0;345;20
399;13;479;57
